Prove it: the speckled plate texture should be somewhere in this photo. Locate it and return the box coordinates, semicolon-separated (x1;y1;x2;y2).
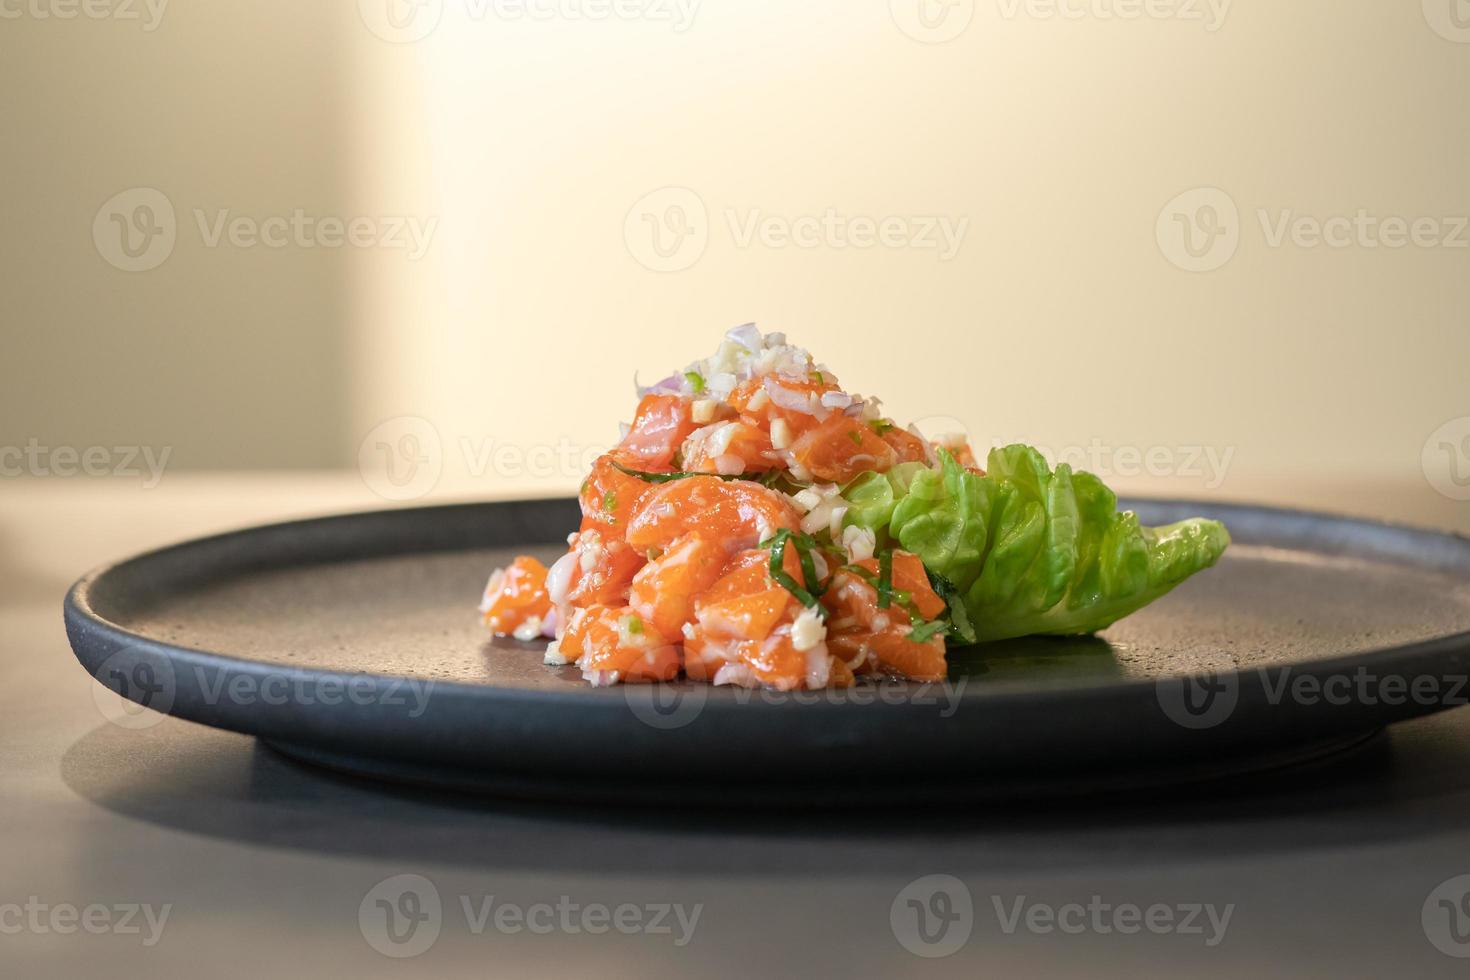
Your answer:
64;498;1470;804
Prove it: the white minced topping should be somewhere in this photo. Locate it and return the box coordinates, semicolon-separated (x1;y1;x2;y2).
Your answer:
703;421;740;457
691;398;719;423
546;551;577;607
512;616;544;641
478;567;505;613
543;637;571;665
638;324;834;404
932;431;970;450
791;483;846;537
577;529;604;573
842;524;876;562
712;663;759;688
769;418;793;450
820;390;854;410
790;606;827;652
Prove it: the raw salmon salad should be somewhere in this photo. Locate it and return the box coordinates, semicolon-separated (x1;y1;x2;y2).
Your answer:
480;325;1230;690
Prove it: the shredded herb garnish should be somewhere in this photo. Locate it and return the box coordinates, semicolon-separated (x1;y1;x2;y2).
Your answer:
927;570;977;645
907;620;947;644
609;460;764;485
876;549;894;609
764;529;826;609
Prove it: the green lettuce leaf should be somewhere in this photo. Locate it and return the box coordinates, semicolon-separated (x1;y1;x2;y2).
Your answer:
882;444;1230;644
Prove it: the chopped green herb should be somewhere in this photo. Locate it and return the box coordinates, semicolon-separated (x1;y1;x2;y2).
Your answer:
876;549;894;609
622;614;644;635
811;370;825;384
609;460;764;485
927;570;977;645
684;371;706;394
602;490;618;513
907;620;947;644
765;529;826;609
847;429;864;446
869;419;895;436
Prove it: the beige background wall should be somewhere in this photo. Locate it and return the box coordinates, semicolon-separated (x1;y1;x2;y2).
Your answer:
3;1;1467;521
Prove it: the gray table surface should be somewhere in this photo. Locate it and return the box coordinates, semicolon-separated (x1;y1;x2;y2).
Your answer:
5;475;1470;977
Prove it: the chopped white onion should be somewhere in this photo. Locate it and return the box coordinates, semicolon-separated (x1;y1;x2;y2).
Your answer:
725;322;763;350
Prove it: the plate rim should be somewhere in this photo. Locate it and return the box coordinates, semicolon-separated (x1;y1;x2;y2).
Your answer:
63;495;1470;708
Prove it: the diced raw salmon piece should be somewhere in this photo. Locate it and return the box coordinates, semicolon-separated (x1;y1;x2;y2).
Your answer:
625;477;800;555
880;426;930;464
559;604;681;684
480;555;553;637
564;529;645;608
680;421;776;476
629;533;725;638
578;453;654;532
727;375;842;441
790;413;898;484
617;393;699;471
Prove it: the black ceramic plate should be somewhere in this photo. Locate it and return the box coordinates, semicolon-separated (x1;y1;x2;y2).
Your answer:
64;498;1470;804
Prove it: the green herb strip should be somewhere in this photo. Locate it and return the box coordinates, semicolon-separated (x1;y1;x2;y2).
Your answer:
854;552;950;642
609;460;767;485
876;549;894;609
926;570;977;645
906;620;947;644
764;529;826;609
